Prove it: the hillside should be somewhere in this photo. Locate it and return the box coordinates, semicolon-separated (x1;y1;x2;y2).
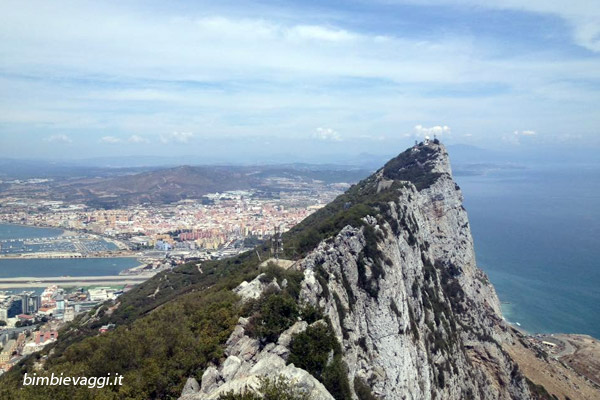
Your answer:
0;164;371;208
75;166;257;207
1;143;598;400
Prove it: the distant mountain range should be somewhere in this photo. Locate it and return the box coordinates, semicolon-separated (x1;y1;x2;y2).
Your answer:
0;164;372;208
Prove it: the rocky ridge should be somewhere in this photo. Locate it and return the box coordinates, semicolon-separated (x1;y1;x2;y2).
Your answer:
180;142;538;399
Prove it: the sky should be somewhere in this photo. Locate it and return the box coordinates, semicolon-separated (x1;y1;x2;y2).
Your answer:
1;0;599;163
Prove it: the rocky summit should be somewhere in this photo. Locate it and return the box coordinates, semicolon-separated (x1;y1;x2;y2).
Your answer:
178;142;530;399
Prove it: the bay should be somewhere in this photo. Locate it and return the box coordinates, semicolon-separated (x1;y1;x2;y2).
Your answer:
0;223;63;240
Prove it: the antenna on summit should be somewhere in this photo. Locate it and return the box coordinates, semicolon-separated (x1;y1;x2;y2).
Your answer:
271;225;283;260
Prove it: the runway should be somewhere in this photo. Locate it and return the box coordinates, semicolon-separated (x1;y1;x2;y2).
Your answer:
0;274;154;288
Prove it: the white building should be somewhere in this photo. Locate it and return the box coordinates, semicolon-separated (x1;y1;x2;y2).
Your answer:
88;287;118;302
63;307;75;322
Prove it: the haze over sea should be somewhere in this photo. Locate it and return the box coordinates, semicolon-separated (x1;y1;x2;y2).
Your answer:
456;165;600;339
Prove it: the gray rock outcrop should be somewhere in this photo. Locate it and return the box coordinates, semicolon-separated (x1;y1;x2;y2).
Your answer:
180;143;533;400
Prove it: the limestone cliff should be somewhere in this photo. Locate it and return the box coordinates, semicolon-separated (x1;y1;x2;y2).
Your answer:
181;143;533;399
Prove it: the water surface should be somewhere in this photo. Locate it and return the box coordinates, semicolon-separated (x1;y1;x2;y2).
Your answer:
455;165;600;338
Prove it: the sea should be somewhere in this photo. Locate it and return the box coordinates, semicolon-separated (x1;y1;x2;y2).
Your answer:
455;165;600;339
0;224;63;240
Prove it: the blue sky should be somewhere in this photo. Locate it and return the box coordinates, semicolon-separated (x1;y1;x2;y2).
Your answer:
1;0;599;161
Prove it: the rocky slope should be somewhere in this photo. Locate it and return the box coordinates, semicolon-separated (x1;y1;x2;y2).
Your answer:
179;142;536;399
4;142;594;400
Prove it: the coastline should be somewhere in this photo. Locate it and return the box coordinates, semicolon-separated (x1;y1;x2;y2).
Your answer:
0;221;127;243
0;222;132;259
0;223;154;286
459;167;600;344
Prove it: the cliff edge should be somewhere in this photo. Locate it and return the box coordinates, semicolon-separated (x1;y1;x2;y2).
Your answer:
181;142;535;399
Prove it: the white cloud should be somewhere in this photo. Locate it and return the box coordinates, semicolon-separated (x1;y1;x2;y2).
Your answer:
0;1;599;151
495;1;600;52
89;89;182;102
413;124;451;138
504;129;537;144
358;134;386;141
0;4;498;86
128;134;147;143
100;136;121;144
314;127;342;141
394;0;600;52
160;131;194;144
289;25;357;42
514;130;536;136
45;134;72;143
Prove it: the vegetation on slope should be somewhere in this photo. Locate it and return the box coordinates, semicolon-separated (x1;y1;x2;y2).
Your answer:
219;376;310;400
0;249;271;399
381;145;443;190
0;290;239;399
288;321;353;400
0;145;446;399
283;145;444;259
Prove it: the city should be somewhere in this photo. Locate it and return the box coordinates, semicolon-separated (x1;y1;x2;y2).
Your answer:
0;284;123;373
0;184;347;375
0;187;346;259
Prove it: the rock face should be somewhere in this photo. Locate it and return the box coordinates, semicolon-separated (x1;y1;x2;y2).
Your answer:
180;143;533;399
180;312;334;400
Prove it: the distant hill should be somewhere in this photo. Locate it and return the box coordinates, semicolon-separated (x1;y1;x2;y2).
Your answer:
73;165;258;207
0;164;372;208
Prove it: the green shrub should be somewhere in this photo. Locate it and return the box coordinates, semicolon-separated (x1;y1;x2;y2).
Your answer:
246;293;299;343
382;146;443;191
525;377;555;400
261;264;305;300
288;323;338;377
0;290;240;400
353;376;378;400
321;354;353;400
288;322;351;400
299;303;324;324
